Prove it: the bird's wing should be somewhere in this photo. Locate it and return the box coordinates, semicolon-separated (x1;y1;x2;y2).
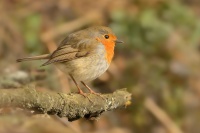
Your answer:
41;33;92;66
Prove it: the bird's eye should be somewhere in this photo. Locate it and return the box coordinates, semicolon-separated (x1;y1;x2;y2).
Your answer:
104;35;109;39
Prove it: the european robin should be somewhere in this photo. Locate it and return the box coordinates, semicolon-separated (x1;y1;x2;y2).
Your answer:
17;26;123;97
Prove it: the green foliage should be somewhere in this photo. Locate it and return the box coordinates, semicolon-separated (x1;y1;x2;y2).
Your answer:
110;1;200;130
21;14;43;54
110;1;200;54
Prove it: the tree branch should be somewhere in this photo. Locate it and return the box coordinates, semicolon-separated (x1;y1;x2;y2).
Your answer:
0;88;131;121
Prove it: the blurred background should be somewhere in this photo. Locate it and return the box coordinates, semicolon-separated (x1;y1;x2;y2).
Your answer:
0;0;200;133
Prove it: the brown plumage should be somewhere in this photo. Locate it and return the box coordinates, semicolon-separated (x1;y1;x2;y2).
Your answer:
17;26;123;96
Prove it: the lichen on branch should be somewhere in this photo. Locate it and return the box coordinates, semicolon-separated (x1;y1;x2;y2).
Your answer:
0;87;131;121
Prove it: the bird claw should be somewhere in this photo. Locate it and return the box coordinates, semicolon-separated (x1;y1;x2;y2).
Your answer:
78;90;93;102
89;91;106;100
78;90;105;102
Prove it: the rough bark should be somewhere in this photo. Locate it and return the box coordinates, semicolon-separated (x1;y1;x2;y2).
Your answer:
0;88;131;121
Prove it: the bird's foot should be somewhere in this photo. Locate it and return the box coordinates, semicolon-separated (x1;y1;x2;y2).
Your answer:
89;90;106;100
81;81;106;100
78;89;93;102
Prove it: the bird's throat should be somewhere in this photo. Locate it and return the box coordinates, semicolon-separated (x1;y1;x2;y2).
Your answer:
96;37;115;64
102;41;115;64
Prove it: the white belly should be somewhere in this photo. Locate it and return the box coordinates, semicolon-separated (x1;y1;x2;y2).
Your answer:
55;54;109;82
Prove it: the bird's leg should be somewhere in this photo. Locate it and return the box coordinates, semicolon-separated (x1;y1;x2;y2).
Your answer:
69;75;92;102
81;81;105;100
80;81;97;94
69;75;85;95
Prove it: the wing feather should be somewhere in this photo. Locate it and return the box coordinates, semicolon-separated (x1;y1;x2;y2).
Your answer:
42;30;94;66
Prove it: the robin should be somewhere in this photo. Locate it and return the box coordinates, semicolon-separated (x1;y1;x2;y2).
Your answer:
17;26;123;97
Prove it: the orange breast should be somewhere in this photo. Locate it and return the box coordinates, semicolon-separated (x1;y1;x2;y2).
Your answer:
101;40;115;64
96;34;116;64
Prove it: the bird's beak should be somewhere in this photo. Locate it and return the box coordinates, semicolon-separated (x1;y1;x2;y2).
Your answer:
115;39;124;43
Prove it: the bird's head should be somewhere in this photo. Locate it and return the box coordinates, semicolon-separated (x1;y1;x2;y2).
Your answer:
88;26;123;63
89;26;123;46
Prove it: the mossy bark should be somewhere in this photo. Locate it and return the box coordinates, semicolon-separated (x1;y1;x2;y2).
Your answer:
0;88;131;121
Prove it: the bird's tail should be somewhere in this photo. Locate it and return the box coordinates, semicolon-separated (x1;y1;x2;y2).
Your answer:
16;54;50;62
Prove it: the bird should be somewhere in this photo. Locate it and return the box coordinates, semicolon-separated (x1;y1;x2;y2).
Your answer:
17;26;123;97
